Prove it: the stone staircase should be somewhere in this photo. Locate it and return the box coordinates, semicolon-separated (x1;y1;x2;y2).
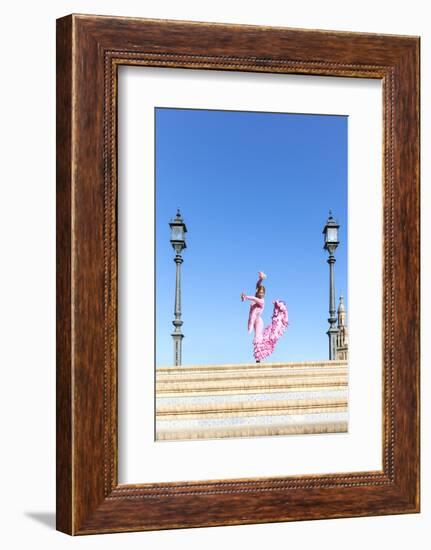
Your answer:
155;360;348;441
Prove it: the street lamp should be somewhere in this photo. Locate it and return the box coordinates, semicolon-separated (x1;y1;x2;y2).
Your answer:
323;211;340;360
169;209;187;366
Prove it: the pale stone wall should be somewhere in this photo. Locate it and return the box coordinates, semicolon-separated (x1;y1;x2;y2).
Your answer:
156;360;348;441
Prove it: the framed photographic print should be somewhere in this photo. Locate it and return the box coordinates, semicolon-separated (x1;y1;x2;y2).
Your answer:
56;14;420;534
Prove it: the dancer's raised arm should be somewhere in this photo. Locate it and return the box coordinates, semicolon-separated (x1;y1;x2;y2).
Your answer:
256;271;267;289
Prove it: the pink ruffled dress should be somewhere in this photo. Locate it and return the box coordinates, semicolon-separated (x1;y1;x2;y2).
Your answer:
244;276;288;362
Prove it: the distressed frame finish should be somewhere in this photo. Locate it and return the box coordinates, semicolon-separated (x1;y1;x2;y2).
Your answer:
56;14;420;535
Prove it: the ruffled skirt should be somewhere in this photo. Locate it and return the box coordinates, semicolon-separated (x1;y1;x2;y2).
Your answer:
253;300;288;361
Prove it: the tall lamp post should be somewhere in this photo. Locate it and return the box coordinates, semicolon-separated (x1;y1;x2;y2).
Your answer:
323;211;340;360
169;209;187;366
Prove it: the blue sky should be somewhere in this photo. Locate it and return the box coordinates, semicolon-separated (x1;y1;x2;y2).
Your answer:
155;108;347;366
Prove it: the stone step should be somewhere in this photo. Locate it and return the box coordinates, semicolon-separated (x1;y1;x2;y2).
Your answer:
156;367;347;384
156;376;348;396
156;420;348;441
157;388;348;406
155;361;349;441
156;397;347;420
157;359;347;375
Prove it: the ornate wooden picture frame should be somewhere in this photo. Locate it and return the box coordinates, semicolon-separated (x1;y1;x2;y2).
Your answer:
56;14;420;535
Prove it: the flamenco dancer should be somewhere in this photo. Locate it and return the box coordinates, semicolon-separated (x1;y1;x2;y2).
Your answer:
241;272;288;363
